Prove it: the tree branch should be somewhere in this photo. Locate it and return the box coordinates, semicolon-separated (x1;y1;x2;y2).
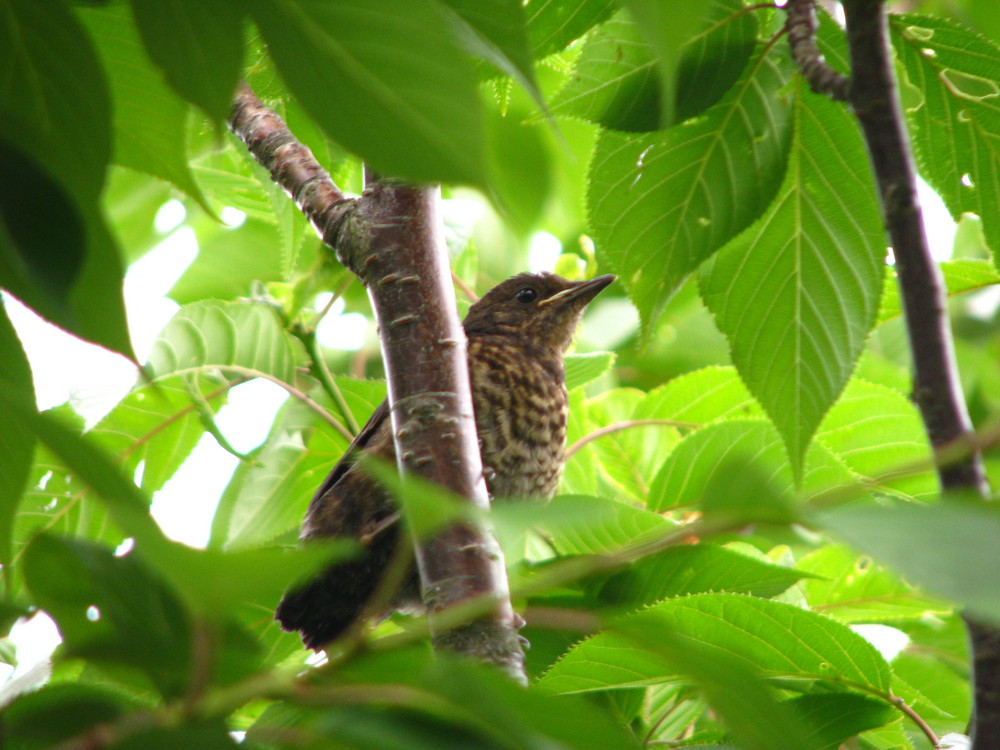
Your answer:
790;1;996;745
230;84;525;679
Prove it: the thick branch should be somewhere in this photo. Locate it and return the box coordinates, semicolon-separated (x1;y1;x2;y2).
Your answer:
834;1;995;745
230;85;525;680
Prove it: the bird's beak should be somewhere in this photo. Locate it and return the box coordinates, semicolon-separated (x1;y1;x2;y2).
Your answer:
537;274;616;308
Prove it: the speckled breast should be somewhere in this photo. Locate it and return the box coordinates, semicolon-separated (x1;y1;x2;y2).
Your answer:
467;337;568;502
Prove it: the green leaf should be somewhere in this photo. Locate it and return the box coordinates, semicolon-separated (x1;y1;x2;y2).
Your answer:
146;300;307;383
484;102;552;232
621;0;724;128
561;388;597;495
878;259;1000;324
674;0;758;123
589;48;793;333
112;723;240;750
541;593;891;694
0;304;36;568
0;165;133;358
815;378;937;501
585;388;680;503
786;693;897;750
268;647;644;750
892;14;1000;266
23;535;192;697
168;220;290;304
639;365;762;424
1;682;136;750
800;545;952;624
548;9;662;131
252;0;486;186
495;494;675;558
129;0;245;122
103;166;175;264
1;0;111;203
3;394;172;559
442;0;539;99
599;544;808;607
564;351;615;389
822;499;1000;625
77;2;213;214
525;0;618;60
647;419;852;514
89;375;229;496
699;80;885;477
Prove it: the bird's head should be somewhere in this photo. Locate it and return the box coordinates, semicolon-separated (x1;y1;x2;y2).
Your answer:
463;272;615;352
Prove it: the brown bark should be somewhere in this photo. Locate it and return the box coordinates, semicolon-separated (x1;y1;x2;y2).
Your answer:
229;84;525;680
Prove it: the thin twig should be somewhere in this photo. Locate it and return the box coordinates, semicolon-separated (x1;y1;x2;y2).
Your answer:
168;365;354;443
565;419;699;458
891;694;941;749
451;270;479;302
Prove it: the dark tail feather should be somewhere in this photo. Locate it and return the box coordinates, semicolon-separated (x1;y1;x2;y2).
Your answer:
276;529;417;650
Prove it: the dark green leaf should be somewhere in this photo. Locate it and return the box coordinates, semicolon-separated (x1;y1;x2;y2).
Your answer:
264;647;644;750
442;0;539;100
548;9;662;131
621;0;720;127
252;0;487;186
589;48;793;333
129;0;245;122
1;0;111;202
484;103;551;232
674;0;758;123
110;721;238;750
23;535;192;697
1;682;135;750
699;79;885;477
525;0;618;59
0;142;86;301
822;499;1000;625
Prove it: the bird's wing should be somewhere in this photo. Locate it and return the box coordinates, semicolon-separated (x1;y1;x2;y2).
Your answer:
309;398;390;505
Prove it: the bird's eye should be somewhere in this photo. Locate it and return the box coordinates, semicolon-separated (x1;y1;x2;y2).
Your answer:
515;288;538;304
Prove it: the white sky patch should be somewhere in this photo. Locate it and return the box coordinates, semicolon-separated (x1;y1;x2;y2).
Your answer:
150;378;287;548
154;199;186;234
221;206;247;228
851;623;910;662
917;176;957;261
528;231;562;273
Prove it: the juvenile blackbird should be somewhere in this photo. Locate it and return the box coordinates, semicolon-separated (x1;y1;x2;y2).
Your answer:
276;271;615;649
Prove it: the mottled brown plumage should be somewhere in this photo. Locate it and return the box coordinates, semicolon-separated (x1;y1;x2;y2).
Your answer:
276;272;614;649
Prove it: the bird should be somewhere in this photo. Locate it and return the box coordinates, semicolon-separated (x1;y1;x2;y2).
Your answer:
276;271;615;649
